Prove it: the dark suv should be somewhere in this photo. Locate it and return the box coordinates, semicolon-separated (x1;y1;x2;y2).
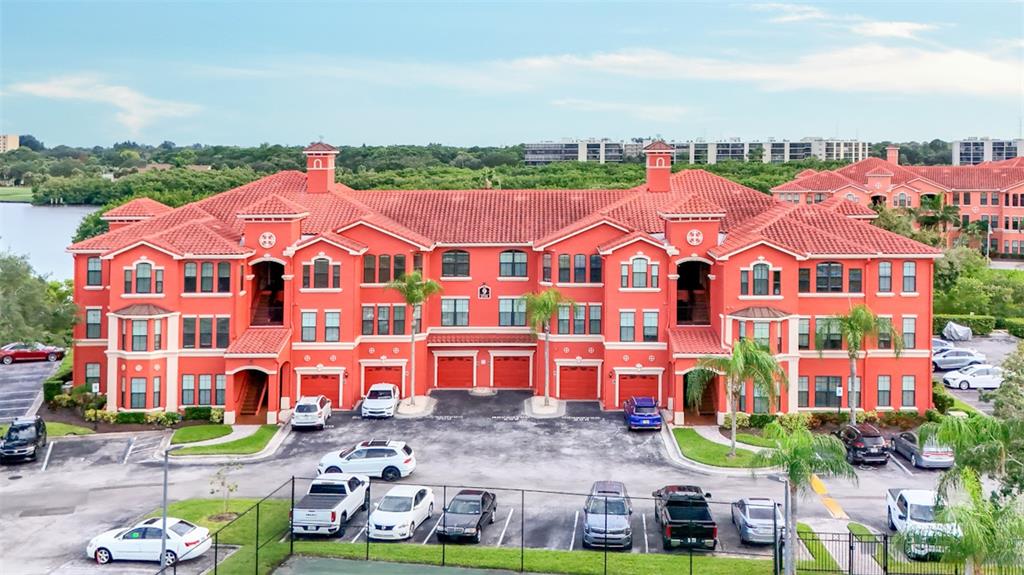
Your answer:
0;416;47;463
833;423;889;465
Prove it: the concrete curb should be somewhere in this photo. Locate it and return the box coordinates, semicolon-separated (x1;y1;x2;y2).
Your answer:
658;425;780;477
163;424;292;465
522;397;565;419
394;396;437;419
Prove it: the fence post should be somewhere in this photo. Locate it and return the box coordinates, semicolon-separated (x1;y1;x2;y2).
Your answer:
289;476;295;556
772;506;779;575
442;484;447;567
213;531;219;575
689;536;694;575
883;534;889;575
255;502;260;575
848;531;854;575
520;489;525;573
603;495;608;575
365;481;371;561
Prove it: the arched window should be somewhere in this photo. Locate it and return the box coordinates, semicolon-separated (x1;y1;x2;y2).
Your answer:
441;250;470;277
135;263;152;294
631;258;648;288
313;158;322;169
656;157;666;167
313;258;330;289
896;193;909;208
752;263;769;295
499;250;527;278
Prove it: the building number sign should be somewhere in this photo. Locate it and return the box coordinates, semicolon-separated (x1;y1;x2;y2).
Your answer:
258;232;277;249
478;284;491;299
686;229;703;246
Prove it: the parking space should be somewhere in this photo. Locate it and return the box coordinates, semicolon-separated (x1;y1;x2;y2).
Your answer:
933;331;1020;414
50;546;228;575
122;433;167;464
0;361;55;421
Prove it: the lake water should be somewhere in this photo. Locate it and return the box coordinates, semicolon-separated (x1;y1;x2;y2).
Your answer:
0;203;98;280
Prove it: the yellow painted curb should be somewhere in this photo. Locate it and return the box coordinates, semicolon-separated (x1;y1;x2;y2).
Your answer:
810;474;828;495
822;497;849;519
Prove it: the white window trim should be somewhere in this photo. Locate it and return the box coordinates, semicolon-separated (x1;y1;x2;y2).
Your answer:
181;292;232;298
899;292;920;297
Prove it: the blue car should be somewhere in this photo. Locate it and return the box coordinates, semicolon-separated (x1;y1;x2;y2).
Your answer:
623;396;662;430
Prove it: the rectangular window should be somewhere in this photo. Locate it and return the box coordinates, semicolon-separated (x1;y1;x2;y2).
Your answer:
441;251;470;277
86;309;102;339
980;192;988;206
302;264;310;289
589;254;602;283
542;254;552;283
412;304;422;334
772;270;781;295
200;262;214;292
753;266;769;295
902;317;916;349
85;363;101;389
215;375;226;405
902;375;916;407
877;375;891;407
363;255;375;283
86;257;102;286
651;263;659;289
817;318;842;350
798;376;808;407
878;262;892;292
574;305;586;334
181;375;195;405
361;305;374;335
153;376;161;408
130;377;146;409
182;317;196;348
135;265;152;294
848;269;863;293
123;269;132;294
902;262;917;292
324;311;340;342
183;263;196;292
620;263;629;288
378;255;391;283
413;253;423;273
798;318;810;350
816;263;843;293
217;262;231;292
558;254;571;283
642;311;659;342
132;320;148;352
738;320;747;340
738;384;747;412
753;322;769;350
393;255;406;280
798;269;810;293
121;320;127;349
198;317;213;349
392;306;405;335
632;260;648;288
216;317;230;348
753;385;768;413
589;305;602;334
155;269;164;294
377;305;390;335
878;318;892;349
814;376;841;408
573;254;586;283
198;375;212;406
499;298;526;327
557;304;570;334
963;191;971;205
620;311;635;342
440;299;469;326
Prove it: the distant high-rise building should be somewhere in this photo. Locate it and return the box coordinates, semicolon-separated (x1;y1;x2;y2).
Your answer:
952;138;1024;165
0;135;20;154
523;137;868;165
523;139;625;165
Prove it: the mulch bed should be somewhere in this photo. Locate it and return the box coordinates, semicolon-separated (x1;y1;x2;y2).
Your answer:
41;405;212;434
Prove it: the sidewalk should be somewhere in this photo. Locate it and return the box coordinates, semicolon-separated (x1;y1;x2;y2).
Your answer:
178;424;260;447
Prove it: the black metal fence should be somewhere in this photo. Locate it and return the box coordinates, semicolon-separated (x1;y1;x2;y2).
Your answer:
151;477;1020;575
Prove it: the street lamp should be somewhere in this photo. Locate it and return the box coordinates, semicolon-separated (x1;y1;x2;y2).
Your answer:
161;445;185;568
768;473;793;575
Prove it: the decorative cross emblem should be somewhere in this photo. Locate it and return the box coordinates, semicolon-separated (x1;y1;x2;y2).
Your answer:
258;232;277;249
686;229;703;246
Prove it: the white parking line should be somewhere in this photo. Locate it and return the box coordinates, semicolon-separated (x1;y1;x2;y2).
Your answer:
642;513;649;553
890;456;914;477
422;517;443;544
122;437;136;465
568;510;580;551
41;442;54;471
350;526;366;543
496;508;514;547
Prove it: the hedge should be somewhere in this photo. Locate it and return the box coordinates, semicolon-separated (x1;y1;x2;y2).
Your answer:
183;406;213;421
115;411;148;424
933;314;996;336
1006;318;1024;339
42;353;74;402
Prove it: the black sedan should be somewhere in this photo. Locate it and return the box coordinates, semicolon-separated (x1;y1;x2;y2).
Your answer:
435;490;497;543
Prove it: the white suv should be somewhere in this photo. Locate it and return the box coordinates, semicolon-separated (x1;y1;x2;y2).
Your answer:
292;396;332;430
361;383;400;418
317;439;417;481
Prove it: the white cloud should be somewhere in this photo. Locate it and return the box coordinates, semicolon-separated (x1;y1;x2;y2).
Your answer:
750;3;828;23
750;3;941;40
8;75;200;133
551;98;689;121
850;21;937;39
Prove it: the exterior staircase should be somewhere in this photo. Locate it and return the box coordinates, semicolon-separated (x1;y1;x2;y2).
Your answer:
676;291;710;325
240;380;265;416
250;293;277;326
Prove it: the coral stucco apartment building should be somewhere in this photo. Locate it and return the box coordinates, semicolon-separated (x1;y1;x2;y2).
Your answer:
68;142;940;425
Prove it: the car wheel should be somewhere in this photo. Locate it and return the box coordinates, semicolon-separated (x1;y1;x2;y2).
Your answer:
846;450;855;464
887;509;896;531
1;356;12;365
474;526;482;543
382;466;401;481
326;466;341;474
490;510;496;524
94;548;112;564
163;550;178;566
910;454;919;468
428;503;434;519
931;362;939;372
959;381;969;390
46;353;58;362
408;523;416;540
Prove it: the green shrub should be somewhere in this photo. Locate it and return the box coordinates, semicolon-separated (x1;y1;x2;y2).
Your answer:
210;408;224;424
183;406;213;421
879;411;925;429
776;412;812;431
925;408;945;423
42;353;74;402
720;412;750;429
810;412;846;428
115;411;148;424
49;394;75;409
932;314;996;336
748;414;777;428
145;411;182;427
43;381;64;403
85;409;118;423
1005;318;1024;338
856;410;879;424
931;384;955;414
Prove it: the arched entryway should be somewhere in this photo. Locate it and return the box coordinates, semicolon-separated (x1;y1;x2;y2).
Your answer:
235;369;270;424
251;261;285;326
676;260;710;325
682;369;718;426
870;195;887;207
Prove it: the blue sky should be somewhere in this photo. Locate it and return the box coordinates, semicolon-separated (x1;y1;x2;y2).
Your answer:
1;1;1022;147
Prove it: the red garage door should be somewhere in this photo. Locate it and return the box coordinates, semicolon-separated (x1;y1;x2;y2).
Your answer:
492;356;531;388
364;366;403;397
617;374;660;408
300;374;340;406
558;366;598;400
436;356;475;388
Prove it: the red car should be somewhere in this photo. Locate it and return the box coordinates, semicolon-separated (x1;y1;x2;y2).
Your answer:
0;342;65;365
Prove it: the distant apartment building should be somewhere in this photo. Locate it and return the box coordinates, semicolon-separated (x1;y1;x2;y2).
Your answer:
952;138;1024;165
524;137;868;165
0;135;20;153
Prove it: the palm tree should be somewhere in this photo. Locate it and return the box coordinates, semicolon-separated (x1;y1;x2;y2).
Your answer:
957;220;990;252
918;414;1024;499
687;338;787;457
752;421;858;575
386;271;441;406
817;305;902;426
522;289;573;407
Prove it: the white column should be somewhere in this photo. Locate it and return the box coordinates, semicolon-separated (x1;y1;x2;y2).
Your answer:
165;314;180;411
105;314;118;412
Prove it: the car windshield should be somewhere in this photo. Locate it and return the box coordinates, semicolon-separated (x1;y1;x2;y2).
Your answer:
368;389;393;399
169;521;196;537
909;504;937;523
447;499;481;514
747;505;780;521
378;496;412;513
5;425;36;441
587;497;628;515
296;404;317;413
337;447;355;458
633;406;658;414
863;435;885;446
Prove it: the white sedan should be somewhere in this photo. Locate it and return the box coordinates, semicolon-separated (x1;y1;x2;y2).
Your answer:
942;364;1004;390
87;517;211;565
368;485;435;541
361;383;400;418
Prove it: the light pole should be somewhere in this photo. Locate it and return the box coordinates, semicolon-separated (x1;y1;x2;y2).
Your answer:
161;445;184;567
769;473;793;575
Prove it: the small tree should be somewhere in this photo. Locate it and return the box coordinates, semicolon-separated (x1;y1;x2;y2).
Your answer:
687;338;787;457
522;289;574;407
919;414;1024;500
386;271;441;406
752;421;857;575
209;463;240;515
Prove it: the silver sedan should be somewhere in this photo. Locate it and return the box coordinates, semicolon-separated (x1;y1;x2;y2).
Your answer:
731;498;784;544
891;431;954;469
932;348;986;371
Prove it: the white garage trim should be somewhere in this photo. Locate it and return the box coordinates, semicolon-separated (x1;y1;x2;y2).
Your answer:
358;359;407;397
294;366;346;402
432;351;478;388
554;358;603;399
488;350;535;388
612;366;665;407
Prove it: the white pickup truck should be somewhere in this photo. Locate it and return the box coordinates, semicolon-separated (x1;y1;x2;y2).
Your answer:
291;473;369;536
885;488;959;559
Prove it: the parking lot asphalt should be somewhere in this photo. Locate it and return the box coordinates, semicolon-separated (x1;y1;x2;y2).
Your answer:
0;361;55;422
934;331;1020;414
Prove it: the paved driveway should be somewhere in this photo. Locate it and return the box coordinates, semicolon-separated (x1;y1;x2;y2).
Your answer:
0;361;55;421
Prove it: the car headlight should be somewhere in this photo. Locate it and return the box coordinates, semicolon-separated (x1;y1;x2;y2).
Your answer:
465;527;476;534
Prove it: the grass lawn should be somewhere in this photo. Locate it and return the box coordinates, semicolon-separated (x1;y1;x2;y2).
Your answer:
171;425;278;456
0;421;94;437
172;424;233;445
672;428;768;468
796;522;840;572
735;432;777;448
0;187;33;203
950;398;979;415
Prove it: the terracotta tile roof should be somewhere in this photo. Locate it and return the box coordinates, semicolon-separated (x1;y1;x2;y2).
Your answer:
657;194;725;216
533;212;632;249
667;326;728;355
982;157;1024;168
644;140;674;152
426;333;535;346
110;303;173;316
835;158;931;187
292;231;368;254
729;306;790;319
597;230;669;254
225;327;291;355
865;167;894;177
795;169;818;178
238;194;309;216
904;166;1024;191
818;194;878;218
772;170;862;192
303;142;338;153
102;197;173;220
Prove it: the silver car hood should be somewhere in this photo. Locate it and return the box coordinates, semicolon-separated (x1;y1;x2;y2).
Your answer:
585;513;630;530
